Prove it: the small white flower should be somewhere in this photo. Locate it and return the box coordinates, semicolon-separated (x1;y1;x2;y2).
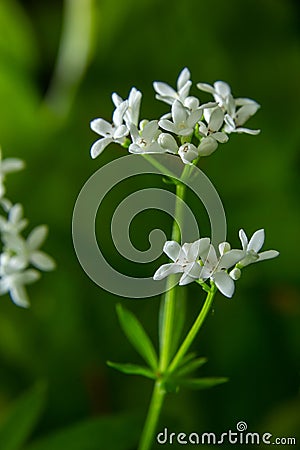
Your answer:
159;100;203;137
0;253;40;308
178;143;199;165
224;97;260;135
4;225;56;272
128;120;165;154
153;67;199;108
112;87;142;127
90;100;129;158
0;150;25;199
197;81;232;109
198;107;229;156
237;229;279;267
0;203;28;235
153;238;210;286
200;243;245;298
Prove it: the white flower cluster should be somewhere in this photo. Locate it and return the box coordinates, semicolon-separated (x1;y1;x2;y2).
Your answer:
0;151;55;308
153;230;279;298
90;68;260;165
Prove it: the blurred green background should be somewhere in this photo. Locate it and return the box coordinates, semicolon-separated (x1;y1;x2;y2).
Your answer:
0;0;299;448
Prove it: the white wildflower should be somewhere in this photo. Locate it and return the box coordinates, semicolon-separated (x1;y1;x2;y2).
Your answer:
237;229;279;267
153;238;210;286
0;253;40;308
200;243;245;298
128;121;165;154
159;100;203;137
90;100;129;158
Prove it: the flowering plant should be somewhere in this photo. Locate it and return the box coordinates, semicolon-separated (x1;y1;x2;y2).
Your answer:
88;68;279;450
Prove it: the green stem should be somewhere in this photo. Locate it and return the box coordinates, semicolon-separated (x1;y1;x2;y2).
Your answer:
159;176;187;372
167;284;217;374
138;164;189;450
142;154;179;180
138;381;166;450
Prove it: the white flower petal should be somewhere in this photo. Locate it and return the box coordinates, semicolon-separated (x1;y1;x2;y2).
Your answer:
258;250;279;261
208;107;224;131
128;144;143;154
10;285;30;308
27;225;48;250
112;100;128;126
184;261;202;279
153;263;182;280
214;81;231;98
219;249;245;270
218;242;231;256
9;203;23;224
213;132;228;143
153;81;176;98
111;92;123;107
235;127;260;135
186;108;203;127
31;251;56;271
248;229;265;252
235;103;260;126
172;100;187;124
177;68;191;90
179;273;196;286
21;268;41;284
196;82;215;94
113;124;128;139
213;271;235;298
224;114;235;132
142;120;159;141
184;238;210;261
90;118;113;136
158;119;177;134
1;158;25;174
239;229;248;250
163;241;181;261
90;137;113;159
178;81;192;100
184;96;200;110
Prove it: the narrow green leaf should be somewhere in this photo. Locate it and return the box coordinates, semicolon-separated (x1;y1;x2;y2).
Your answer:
175;357;208;377
107;361;155;379
116;304;158;370
176;352;197;368
0;382;47;450
179;377;229;390
24;414;141;450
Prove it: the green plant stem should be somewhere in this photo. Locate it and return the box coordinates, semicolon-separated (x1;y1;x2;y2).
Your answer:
159;178;187;372
138;165;190;450
167;284;217;374
138;381;166;450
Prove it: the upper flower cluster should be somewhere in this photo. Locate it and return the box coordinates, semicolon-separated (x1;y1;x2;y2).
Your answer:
0;150;55;307
90;68;260;165
153;229;279;298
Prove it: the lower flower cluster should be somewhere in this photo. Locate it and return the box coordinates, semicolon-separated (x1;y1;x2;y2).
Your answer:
0;150;55;307
153;229;279;298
